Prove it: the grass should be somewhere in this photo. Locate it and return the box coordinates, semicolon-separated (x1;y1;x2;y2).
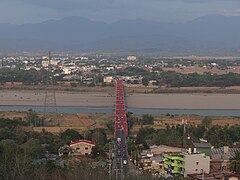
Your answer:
1;111;239;135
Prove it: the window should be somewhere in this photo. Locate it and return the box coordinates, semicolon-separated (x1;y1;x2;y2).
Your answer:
85;153;88;155
76;148;80;150
195;169;198;171
196;162;199;165
85;147;88;150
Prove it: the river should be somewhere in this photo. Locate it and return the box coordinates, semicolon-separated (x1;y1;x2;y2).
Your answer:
1;106;240;116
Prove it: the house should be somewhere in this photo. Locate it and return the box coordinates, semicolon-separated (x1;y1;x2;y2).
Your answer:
224;173;240;180
41;60;49;68
127;56;137;61
164;154;185;176
62;67;73;74
188;173;240;180
150;155;165;175
233;142;240;148
164;149;210;177
139;145;183;176
50;60;59;66
150;145;182;156
103;76;113;83
184;153;210;177
211;146;240;173
193;143;212;156
70;140;96;156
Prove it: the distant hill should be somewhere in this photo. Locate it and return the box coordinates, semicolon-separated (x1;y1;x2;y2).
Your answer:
0;15;240;54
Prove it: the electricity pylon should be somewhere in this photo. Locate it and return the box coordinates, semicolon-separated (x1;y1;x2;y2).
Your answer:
43;51;58;126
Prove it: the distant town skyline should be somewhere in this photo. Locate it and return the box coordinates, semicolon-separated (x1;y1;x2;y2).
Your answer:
1;0;240;24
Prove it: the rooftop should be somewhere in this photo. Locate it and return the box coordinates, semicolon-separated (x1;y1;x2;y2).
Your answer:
70;140;96;146
193;143;212;148
211;147;240;160
150;145;183;155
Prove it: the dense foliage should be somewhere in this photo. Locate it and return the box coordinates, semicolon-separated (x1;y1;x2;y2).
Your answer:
115;67;240;87
2;66;240;87
0;118;109;179
134;117;240;148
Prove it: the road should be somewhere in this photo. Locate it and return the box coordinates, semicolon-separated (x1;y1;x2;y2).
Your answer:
115;130;129;177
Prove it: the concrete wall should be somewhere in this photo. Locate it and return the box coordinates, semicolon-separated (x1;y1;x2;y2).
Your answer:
184;153;210;177
70;142;94;155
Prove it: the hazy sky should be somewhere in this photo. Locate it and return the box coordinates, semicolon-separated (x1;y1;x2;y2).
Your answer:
1;0;240;24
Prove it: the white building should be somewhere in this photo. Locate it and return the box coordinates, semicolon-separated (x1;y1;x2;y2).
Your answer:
50;60;59;66
42;60;49;68
103;76;113;83
127;56;137;61
184;152;210;177
70;140;96;156
62;67;72;74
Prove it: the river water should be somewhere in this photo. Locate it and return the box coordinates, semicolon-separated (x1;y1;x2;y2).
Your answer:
1;106;240;116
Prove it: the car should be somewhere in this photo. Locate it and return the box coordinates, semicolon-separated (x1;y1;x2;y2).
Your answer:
123;160;127;165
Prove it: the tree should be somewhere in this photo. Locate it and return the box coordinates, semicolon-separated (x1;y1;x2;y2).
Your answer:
0;139;33;180
126;111;135;130
91;145;107;158
126;112;133;118
230;152;240;173
142;77;149;86
0;127;15;141
106;121;114;132
60;129;83;144
27;110;42;127
127;116;135;130
87;129;107;146
152;130;168;145
202;116;212;127
21;138;43;159
142;114;154;125
136;128;155;145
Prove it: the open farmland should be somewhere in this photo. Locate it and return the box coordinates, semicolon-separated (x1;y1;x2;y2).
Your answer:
1;111;239;136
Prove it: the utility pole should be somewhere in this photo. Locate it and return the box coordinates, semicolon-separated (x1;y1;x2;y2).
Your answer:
109;142;112;180
120;157;123;180
182;119;187;152
115;169;118;180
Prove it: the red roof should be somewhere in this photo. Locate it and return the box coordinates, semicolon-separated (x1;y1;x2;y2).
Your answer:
70;140;96;146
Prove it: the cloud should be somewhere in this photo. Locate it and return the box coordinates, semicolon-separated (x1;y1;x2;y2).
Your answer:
218;9;240;16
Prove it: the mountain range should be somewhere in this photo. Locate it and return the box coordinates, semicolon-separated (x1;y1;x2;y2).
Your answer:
0;15;240;54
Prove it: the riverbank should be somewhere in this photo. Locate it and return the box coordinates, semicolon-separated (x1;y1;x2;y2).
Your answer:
0;90;114;107
3;84;240;94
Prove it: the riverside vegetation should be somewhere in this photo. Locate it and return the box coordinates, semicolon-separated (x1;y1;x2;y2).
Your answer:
0;112;240;179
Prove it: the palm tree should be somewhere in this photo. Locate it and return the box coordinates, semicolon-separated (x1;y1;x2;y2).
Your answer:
230;151;240;173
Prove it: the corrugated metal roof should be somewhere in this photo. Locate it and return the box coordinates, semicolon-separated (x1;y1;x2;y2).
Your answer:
211;147;240;160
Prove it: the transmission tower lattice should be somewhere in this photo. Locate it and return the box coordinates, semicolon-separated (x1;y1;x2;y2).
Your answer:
43;52;58;126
